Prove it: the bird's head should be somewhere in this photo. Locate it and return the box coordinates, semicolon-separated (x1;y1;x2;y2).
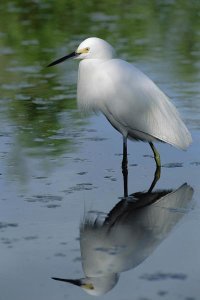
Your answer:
75;37;115;60
52;274;119;296
47;37;115;67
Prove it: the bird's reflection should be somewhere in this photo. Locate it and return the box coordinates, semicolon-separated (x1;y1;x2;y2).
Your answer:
52;174;193;296
123;162;161;197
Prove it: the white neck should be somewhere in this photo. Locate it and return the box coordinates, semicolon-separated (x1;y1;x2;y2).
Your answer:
77;59;107;112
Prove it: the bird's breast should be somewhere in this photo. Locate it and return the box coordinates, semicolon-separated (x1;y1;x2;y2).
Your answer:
77;59;106;112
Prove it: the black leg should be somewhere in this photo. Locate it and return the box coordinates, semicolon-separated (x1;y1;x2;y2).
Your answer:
122;137;128;197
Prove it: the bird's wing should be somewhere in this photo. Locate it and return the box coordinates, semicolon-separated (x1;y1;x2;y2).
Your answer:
95;59;192;149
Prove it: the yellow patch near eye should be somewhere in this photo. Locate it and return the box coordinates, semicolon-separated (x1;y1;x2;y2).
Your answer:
82;283;94;290
77;47;90;54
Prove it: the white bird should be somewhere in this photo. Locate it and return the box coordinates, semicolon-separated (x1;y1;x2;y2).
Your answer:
52;183;193;296
48;37;192;169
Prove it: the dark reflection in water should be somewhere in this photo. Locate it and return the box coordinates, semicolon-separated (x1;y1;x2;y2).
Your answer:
52;176;193;296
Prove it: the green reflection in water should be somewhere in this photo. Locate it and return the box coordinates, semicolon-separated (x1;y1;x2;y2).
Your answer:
0;0;199;159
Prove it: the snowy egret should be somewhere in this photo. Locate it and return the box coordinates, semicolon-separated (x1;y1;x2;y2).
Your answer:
52;183;193;296
48;37;192;169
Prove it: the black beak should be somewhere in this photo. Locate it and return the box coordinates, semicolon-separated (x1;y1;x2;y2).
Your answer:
51;277;82;286
47;51;77;67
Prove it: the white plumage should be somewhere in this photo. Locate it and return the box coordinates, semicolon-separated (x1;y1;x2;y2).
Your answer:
48;37;192;167
77;38;191;149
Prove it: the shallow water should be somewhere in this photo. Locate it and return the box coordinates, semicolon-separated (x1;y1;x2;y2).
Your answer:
0;1;200;299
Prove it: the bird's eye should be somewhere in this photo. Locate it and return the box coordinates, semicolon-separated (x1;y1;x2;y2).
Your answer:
85;47;90;52
82;283;94;290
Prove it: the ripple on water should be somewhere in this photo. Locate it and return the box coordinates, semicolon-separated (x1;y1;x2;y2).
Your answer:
0;47;15;55
46;204;61;209
6;65;41;73
2;82;36;90
162;163;183;168
15;94;31;101
140;272;187;281
26;195;62;203
21;40;39;46
190;161;200;166
0;222;18;229
23;236;38;241
54;252;66;257
49;94;68;101
1;237;19;248
77;171;88;175
63;183;97;194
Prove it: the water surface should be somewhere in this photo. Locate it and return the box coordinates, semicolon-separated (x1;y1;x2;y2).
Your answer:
0;1;200;299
